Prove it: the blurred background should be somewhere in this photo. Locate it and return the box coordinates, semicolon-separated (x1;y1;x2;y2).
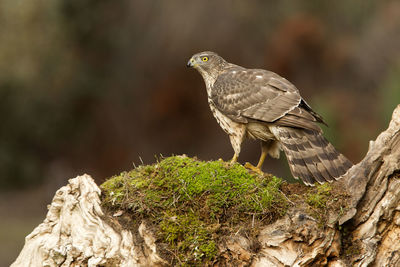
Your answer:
1;0;400;265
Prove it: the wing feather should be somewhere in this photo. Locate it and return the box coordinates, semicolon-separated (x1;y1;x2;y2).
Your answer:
211;67;301;123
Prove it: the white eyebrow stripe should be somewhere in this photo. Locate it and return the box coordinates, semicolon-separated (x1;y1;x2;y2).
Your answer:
256;75;263;78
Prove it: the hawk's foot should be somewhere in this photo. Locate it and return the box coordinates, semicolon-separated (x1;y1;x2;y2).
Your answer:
244;162;264;175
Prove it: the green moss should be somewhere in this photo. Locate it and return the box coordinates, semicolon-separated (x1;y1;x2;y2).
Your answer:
160;212;217;262
101;155;287;265
306;183;332;209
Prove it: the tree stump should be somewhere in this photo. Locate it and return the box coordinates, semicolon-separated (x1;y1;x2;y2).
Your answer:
11;105;400;267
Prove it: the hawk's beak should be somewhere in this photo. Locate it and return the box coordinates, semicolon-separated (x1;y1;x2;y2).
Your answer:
187;58;196;68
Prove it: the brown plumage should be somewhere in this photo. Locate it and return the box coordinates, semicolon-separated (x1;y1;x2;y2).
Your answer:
187;51;352;185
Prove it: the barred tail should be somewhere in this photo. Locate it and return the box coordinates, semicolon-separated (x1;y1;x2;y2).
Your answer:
276;127;352;185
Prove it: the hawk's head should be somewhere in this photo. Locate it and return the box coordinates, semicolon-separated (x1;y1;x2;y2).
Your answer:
187;51;227;81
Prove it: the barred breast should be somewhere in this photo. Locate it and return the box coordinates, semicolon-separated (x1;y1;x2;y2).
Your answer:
208;101;242;136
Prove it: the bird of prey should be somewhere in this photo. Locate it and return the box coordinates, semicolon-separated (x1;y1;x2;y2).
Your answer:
187;51;352;185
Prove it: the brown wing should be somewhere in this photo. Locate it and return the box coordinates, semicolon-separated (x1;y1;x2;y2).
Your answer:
211;66;321;131
274;105;323;132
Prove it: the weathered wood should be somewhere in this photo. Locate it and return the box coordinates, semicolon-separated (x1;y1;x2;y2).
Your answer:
11;175;166;267
11;105;400;267
337;105;400;266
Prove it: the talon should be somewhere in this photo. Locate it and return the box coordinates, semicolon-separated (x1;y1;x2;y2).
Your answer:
244;162;264;175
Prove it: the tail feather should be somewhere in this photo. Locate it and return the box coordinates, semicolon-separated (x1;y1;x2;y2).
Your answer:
300;137;333;182
275;127;352;185
307;131;341;179
318;135;352;176
290;132;328;184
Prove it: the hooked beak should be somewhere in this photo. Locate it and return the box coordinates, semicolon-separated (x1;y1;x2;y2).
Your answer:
187;57;196;68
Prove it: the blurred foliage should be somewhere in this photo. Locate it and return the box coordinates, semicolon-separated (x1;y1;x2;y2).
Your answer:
0;0;110;188
1;0;400;189
381;62;400;126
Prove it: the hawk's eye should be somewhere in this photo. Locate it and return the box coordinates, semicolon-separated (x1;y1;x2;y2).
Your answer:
202;56;209;62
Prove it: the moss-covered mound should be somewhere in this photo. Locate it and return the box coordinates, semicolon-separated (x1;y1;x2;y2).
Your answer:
101;155;287;265
100;155;349;265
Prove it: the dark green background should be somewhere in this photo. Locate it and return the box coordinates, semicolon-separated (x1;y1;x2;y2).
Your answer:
1;1;399;265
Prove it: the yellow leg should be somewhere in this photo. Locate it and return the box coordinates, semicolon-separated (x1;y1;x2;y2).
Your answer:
245;142;269;175
256;149;268;168
230;153;238;165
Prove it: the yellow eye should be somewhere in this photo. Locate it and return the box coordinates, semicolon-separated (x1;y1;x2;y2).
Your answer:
202;56;208;62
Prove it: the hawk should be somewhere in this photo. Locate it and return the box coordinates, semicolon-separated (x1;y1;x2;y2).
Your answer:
187;51;352;185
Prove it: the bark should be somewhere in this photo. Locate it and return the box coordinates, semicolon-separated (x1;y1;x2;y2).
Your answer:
11;105;400;267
